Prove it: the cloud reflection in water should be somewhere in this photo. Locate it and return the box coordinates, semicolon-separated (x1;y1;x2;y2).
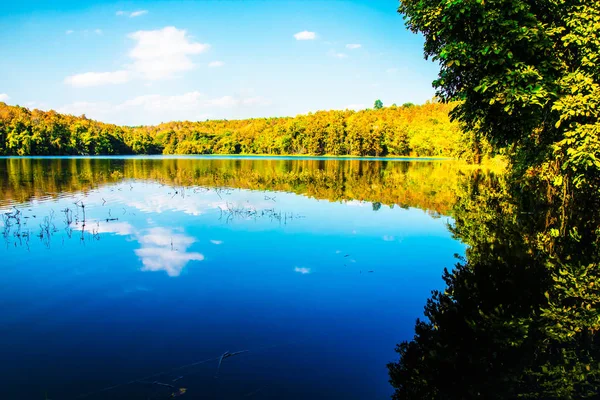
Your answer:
135;227;204;277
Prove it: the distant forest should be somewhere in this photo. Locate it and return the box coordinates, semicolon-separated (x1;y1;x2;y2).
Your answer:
0;100;490;161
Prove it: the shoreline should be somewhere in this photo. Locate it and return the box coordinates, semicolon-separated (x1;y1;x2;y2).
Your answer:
0;154;456;161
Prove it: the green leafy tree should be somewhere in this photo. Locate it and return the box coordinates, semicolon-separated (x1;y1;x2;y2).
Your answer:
398;0;600;183
374;99;384;110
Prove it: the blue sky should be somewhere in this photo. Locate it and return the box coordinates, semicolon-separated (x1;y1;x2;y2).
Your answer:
0;0;439;125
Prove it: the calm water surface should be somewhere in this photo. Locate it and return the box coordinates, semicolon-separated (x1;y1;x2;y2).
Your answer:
0;157;466;400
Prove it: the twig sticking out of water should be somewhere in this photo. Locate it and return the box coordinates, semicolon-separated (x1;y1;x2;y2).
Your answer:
73;200;86;224
73;339;304;400
211;187;232;200
63;208;73;226
74;354;221;399
12;207;21;225
91;222;101;241
215;350;249;378
215;351;228;378
219;202;259;223
38;213;57;247
1;208;21;240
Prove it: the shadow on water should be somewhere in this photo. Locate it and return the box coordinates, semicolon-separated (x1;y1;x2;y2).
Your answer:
388;172;600;399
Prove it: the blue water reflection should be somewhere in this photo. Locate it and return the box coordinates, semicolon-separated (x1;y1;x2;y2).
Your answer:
0;160;465;400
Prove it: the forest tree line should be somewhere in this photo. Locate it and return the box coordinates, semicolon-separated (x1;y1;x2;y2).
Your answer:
0;100;490;161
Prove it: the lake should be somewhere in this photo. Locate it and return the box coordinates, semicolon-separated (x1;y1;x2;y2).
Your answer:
0;157;469;400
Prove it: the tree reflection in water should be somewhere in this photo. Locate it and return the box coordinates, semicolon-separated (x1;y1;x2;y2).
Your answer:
389;173;600;399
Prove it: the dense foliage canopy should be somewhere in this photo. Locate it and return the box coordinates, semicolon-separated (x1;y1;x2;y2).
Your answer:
399;0;600;187
0;101;489;160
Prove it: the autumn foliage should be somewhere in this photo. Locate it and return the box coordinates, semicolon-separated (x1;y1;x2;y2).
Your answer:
0;101;487;160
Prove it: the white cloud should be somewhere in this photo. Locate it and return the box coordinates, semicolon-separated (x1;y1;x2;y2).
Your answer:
119;92;269;111
294;267;311;274
130;10;148;17
57;101;116;119
121;91;205;111
74;221;135;236
64;26;209;87
26;102;49;110
135;227;204;277
98;222;135;236
56;91;270;124
208;96;237;107
207;95;271;108
128;26;210;80
294;31;316;40
64;29;101;36
0;93;9;102
64;70;131;87
124;191;218;215
210;240;223;245
140;228;194;248
208;61;224;68
346;43;361;49
243;97;270;106
117;10;148;18
329;50;348;59
387;68;399;73
68;213;202;278
136;247;204;276
383;235;396;241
